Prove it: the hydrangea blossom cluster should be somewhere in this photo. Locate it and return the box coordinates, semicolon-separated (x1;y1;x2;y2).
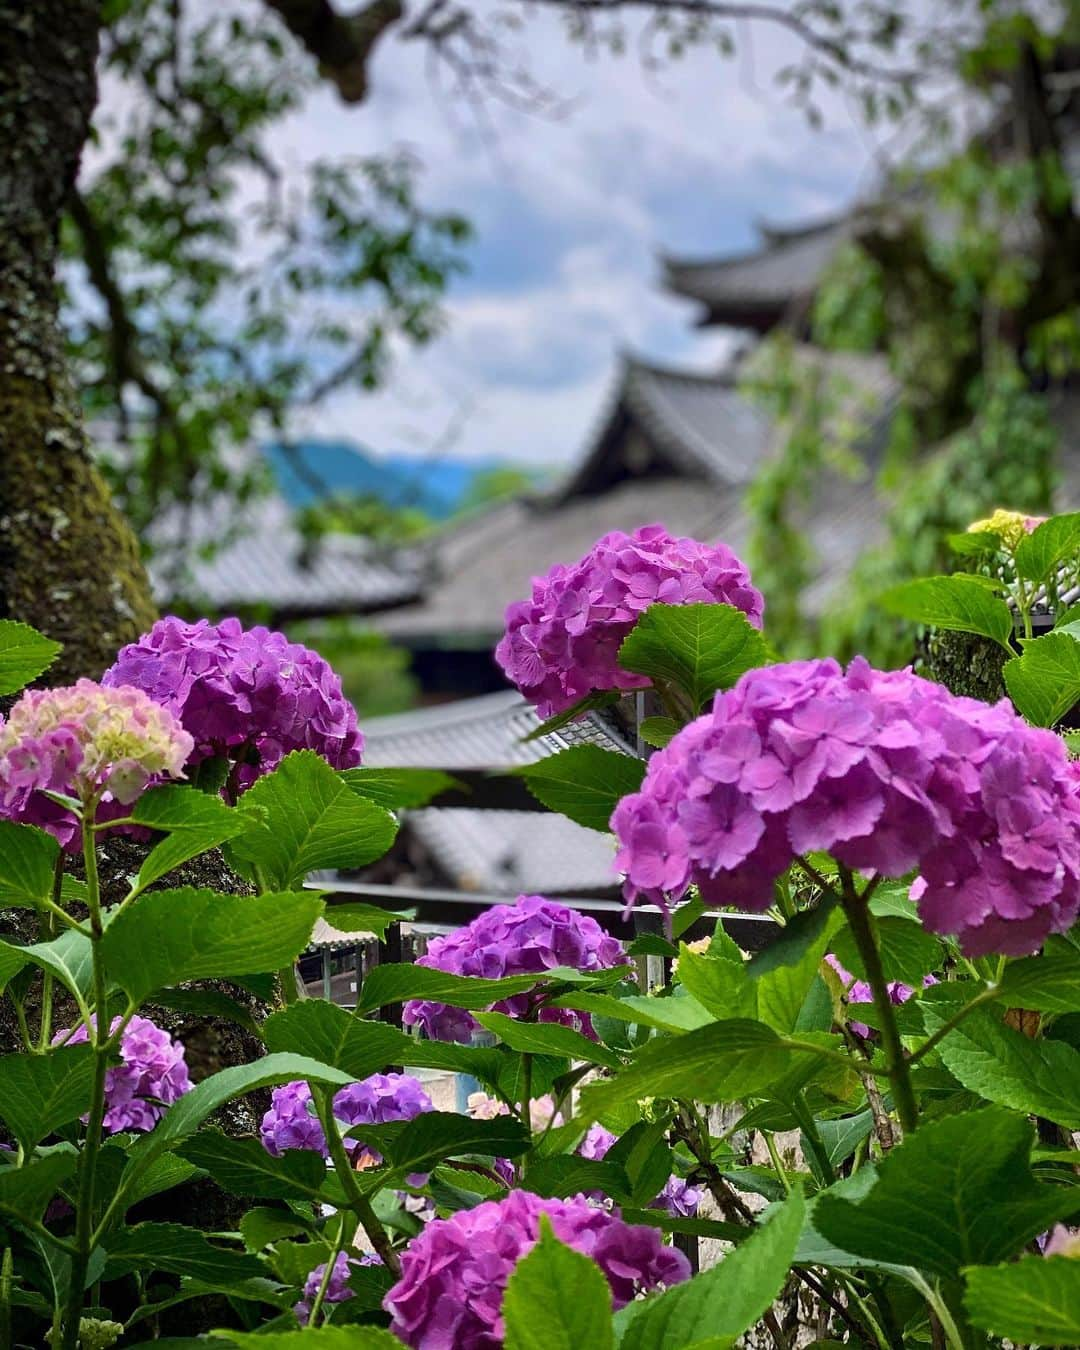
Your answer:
495;524;764;717
967;508;1044;547
56;1015;192;1133
295;1251;382;1326
403;894;627;1043
384;1189;690;1348
0;680;193;846
580;1124;702;1218
103;616;362;792
825;955;938;1040
261;1073;433;1160
613;656;1080;957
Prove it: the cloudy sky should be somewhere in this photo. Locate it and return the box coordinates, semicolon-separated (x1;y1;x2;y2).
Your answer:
242;4;892;468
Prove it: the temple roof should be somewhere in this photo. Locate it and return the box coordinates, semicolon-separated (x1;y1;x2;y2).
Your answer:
150;494;424;619
661;217;848;331
357;689;630;898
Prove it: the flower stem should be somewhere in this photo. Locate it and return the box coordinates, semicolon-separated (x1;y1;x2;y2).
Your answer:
60;807;111;1350
312;1086;400;1276
308;1210;348;1327
837;867;919;1136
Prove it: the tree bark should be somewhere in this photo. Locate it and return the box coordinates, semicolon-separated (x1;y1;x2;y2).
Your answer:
0;0;157;686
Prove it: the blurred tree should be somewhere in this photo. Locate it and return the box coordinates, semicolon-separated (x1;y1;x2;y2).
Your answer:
0;0;1031;678
457;465;542;514
742;4;1080;663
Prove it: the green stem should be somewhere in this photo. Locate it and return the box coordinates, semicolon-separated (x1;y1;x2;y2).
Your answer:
312;1087;400;1276
837;867;919;1136
37;858;64;1051
764;1132;791;1192
308;1211;348;1327
789;1090;836;1185
0;1247;12;1349
60;806;111;1350
278;963;300;1004
906;1272;966;1350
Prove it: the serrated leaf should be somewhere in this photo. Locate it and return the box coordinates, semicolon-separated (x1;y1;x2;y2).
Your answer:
1014;511;1080;585
340;767;460;808
879;574;1014;650
747;896;838;977
473;1010;622;1068
618;1189;805;1350
129;785;249;895
964;1254;1080;1345
996;955;1080;1014
580;1019;792;1119
832;916;941;987
102;1221;266;1283
218;1327;408;1348
239;1206;311;1252
319;901;412;938
262;999;507;1084
0;1152;77;1224
639;716;678;748
0;1045;95;1148
922;999;1080;1127
352;1111;530;1185
512;746;645;832
547;989;713;1034
99;886;323;1003
356;963;564;1016
814;1106;1077;1276
503;1215;614;1350
176;1131;328;1200
1004;631;1080;726
0;620;61;694
0;925;94;1005
0;819;59;909
228;750;397;888
522;1154;629;1202
618;603;770;714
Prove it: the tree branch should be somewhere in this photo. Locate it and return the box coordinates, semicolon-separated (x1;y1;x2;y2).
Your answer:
262;0;404;103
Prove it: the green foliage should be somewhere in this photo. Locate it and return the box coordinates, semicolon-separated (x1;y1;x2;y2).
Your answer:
964;1254;1080;1345
503;1217;614;1350
512;746;646;832
878;574;1014;652
618;1189;805;1350
1004;631;1080;726
814;1107;1076;1277
0;820;60;909
227;750;398;887
70;1;469;558
0;619;61;693
340;767;458;810
617;602;771;715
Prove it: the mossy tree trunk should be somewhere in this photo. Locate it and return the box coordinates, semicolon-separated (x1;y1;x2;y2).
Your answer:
0;0;157;685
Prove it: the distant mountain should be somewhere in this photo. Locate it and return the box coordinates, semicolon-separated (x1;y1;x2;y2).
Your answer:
263;440;533;519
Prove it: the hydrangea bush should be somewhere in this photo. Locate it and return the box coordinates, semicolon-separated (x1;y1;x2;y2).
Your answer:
3;511;1080;1350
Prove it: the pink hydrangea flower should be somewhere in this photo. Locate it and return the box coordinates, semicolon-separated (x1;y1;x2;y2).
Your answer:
579;1124;702;1218
103;616;362;793
1043;1225;1080;1258
295;1251;383;1326
261;1073;433;1161
612;657;1080;957
495;525;763;718
384;1189;690;1348
402;894;627;1043
55;1015;192;1133
0;680;193;846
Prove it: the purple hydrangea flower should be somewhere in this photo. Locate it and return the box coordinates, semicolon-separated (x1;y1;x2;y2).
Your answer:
103;616;362;793
384;1189;690;1348
55;1015;192;1133
613;657;1080;957
402;894;627;1043
580;1124;702;1219
295;1251;383;1326
0;680;193;847
261;1073;433;1160
824;954;938;1039
495;525;763;718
